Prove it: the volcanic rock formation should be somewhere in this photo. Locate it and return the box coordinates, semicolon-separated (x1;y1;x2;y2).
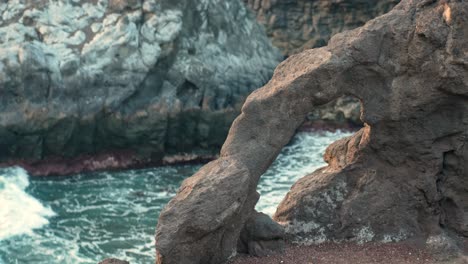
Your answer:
156;0;468;263
0;0;281;172
244;0;402;129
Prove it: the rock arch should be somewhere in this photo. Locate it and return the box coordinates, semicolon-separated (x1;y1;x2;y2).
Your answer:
156;0;468;263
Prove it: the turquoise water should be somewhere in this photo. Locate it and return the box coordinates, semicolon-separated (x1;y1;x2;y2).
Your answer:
0;131;350;264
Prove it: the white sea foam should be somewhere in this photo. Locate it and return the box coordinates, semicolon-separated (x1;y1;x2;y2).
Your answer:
0;167;55;240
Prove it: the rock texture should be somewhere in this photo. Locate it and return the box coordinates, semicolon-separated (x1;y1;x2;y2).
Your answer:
0;0;281;171
244;0;400;56
244;0;401;128
156;0;468;263
244;0;404;127
238;211;286;257
304;95;362;129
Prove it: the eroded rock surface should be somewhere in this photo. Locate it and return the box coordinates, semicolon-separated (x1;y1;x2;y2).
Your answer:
244;0;405;127
0;0;281;173
243;0;400;57
156;0;467;263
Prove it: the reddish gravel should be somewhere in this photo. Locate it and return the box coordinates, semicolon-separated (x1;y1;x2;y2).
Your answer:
230;242;436;264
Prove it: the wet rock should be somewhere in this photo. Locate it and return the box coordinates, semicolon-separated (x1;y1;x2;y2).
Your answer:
238;211;285;257
98;258;129;264
157;0;468;263
0;0;281;173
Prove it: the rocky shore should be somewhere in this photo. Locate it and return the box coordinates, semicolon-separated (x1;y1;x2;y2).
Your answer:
230;242;437;264
156;0;468;263
0;149;217;176
0;119;359;176
0;0;281;172
1;0;467;263
0;0;398;176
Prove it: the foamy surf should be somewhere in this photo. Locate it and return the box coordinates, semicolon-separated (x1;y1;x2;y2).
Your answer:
0;131;352;263
0;167;55;240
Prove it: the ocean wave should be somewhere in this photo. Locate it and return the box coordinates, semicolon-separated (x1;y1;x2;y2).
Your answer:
0;167;55;240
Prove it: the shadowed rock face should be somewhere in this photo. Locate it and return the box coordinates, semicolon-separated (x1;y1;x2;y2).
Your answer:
156;0;467;263
0;0;281;171
237;211;286;257
243;0;400;57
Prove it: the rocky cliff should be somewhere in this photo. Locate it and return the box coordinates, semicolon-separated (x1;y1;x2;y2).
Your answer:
156;0;468;263
244;0;400;56
0;0;281;174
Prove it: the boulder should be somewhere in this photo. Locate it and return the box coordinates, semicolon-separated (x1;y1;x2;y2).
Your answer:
238;211;285;257
0;0;281;174
156;0;467;263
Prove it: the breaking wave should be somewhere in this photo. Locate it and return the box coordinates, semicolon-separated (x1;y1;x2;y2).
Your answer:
0;167;55;240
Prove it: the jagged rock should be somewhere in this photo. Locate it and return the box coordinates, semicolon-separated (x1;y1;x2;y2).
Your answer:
238;211;285;257
156;0;467;263
0;0;281;174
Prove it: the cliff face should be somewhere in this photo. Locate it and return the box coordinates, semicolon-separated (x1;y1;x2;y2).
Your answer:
0;0;281;172
156;0;468;263
243;0;400;56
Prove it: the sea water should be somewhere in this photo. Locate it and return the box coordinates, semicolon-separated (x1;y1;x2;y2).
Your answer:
0;131;351;264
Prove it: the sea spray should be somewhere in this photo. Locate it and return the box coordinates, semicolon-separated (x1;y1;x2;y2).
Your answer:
0;167;55;240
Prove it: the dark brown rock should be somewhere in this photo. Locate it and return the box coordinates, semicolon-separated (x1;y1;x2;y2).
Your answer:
156;0;468;263
246;240;285;257
244;0;404;127
274;0;468;250
98;258;129;264
238;211;286;257
243;0;400;57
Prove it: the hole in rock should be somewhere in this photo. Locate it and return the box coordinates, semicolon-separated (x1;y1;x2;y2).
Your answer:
255;95;362;216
